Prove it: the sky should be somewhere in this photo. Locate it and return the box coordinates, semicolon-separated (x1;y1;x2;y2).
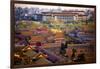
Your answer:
15;3;94;11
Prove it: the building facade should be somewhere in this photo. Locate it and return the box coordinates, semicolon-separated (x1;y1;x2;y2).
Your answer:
42;12;79;23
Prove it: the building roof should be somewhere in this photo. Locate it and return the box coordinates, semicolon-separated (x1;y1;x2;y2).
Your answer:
63;10;85;12
42;12;78;16
42;11;88;17
78;15;87;16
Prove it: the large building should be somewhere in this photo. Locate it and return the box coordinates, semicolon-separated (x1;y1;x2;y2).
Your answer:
42;11;87;23
42;12;78;23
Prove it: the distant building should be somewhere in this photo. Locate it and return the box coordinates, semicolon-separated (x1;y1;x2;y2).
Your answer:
42;12;78;23
62;10;85;15
78;15;87;21
42;11;87;23
62;10;87;22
